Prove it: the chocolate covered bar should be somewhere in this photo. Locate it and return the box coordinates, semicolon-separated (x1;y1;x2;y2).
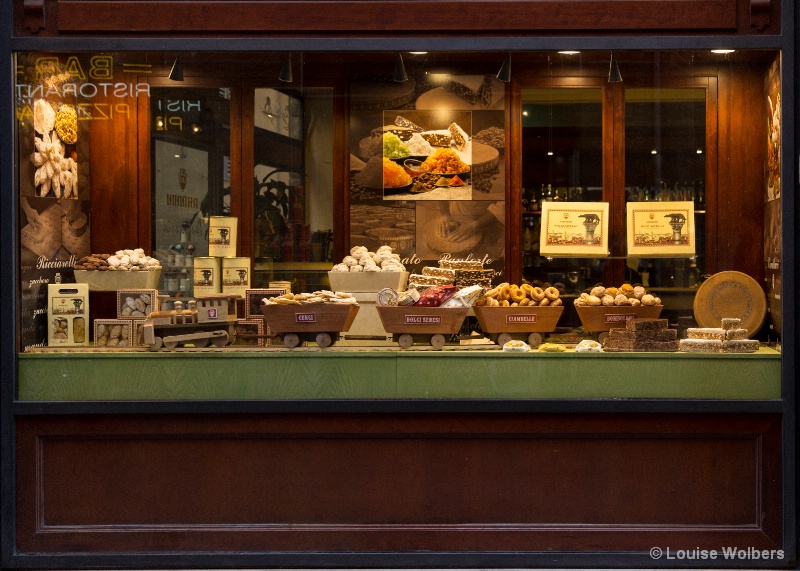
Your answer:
608;328;677;341
626;318;669;331
603;339;679;352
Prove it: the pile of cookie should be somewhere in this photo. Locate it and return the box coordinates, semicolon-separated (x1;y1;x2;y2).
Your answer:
95;322;131;347
679;318;759;353
262;291;358;306
74;249;161;271
476;282;562;308
331;245;406;273
119;292;153;317
574;284;661;307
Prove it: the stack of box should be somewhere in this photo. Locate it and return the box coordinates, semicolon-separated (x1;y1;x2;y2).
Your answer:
197;216;249;298
94;288;159;347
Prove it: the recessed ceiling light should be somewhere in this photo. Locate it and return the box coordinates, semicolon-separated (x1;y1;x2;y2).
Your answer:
711;49;735;54
558;51;580;55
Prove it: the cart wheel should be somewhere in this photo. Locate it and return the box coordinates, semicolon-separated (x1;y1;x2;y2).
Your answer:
212;332;229;347
397;334;414;349
283;333;300;348
163;339;178;350
316;332;333;348
496;333;513;347
527;332;543;348
192;337;210;348
430;334;446;349
149;337;163;351
597;331;609;345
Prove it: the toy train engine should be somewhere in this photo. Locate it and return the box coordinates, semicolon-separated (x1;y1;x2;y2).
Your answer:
143;293;240;350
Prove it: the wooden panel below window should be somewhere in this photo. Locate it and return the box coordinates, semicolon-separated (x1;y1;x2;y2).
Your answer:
16;413;782;554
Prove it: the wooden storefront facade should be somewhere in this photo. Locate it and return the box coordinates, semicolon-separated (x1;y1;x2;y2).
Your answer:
1;0;796;567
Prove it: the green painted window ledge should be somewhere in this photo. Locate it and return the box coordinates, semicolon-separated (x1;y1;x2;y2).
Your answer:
17;348;781;401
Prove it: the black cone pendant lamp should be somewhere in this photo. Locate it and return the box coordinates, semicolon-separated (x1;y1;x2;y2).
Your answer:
608;51;622;83
496;53;511;82
394;52;408;83
169;56;184;81
279;53;293;83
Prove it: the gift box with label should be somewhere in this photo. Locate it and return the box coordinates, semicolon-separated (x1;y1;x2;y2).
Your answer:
47;283;90;346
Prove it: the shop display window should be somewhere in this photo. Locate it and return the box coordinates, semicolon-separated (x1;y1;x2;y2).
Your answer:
14;49;782;357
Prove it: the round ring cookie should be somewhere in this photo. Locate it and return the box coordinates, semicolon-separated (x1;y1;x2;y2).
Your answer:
510;286;526;303
544;286;560;301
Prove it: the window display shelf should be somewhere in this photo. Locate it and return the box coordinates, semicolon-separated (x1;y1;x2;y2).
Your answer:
18;348;780;402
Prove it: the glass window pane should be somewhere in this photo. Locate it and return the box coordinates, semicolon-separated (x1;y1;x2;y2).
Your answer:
623;87;706;295
253;87;334;293
151;86;231;296
521;87;604;327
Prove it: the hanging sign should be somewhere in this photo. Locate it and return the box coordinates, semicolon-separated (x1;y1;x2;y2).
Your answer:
539;201;609;258
626;201;696;257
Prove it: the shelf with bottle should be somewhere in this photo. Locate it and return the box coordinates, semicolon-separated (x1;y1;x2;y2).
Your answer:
158;228;197;296
625;180;706;210
522;185;602;217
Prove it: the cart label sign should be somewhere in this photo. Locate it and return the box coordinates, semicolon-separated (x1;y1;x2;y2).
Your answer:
405;315;442;325
296;313;317;323
507;314;537;323
605;313;635;323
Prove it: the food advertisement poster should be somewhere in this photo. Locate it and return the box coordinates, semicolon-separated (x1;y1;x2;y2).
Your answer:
765;58;781;202
763;55;781;340
539;202;609;258
17;65;92;349
626;201;695;257
349;71;506;280
380;109;473;200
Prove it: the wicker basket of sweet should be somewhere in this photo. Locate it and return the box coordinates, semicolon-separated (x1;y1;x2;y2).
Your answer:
573;284;663;333
472;282;564;347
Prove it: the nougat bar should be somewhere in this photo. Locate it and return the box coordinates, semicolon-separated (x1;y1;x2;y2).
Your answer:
721;317;742;330
422;266;456;279
439;259;484;270
408;273;453;286
721;339;760;353
687;327;726;340
679;338;722;353
725;328;749;340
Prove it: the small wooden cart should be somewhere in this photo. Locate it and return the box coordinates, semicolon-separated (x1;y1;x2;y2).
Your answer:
376;306;470;349
473;305;564;348
261;303;360;348
574;305;664;342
